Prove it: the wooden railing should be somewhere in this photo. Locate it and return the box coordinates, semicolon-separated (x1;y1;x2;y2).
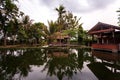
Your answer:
92;44;119;52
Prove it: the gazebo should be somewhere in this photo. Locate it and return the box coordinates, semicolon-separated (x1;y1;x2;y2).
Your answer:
49;32;70;46
88;22;120;53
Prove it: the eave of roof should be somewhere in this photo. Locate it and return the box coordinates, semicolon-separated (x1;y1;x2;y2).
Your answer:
88;22;120;35
89;28;114;34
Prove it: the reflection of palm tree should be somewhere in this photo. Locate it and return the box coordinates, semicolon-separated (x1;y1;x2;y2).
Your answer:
77;49;84;69
43;49;82;80
77;48;95;64
0;49;31;79
0;48;46;80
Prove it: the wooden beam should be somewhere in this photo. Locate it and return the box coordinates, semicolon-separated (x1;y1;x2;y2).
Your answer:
89;28;115;35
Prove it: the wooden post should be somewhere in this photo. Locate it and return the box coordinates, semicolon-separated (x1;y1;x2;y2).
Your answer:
100;33;102;44
112;31;115;44
92;35;94;43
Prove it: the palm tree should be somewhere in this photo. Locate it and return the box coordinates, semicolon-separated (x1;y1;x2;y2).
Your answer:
31;22;46;45
55;5;66;31
7;18;20;45
17;15;32;44
0;0;20;46
48;20;58;34
55;5;66;22
116;8;120;26
22;15;32;29
43;20;58;44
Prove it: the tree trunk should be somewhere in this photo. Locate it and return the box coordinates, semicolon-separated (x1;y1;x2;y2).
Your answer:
12;35;16;45
36;37;39;44
4;32;7;46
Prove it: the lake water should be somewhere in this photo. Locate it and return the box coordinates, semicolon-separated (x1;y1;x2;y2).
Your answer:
0;48;120;80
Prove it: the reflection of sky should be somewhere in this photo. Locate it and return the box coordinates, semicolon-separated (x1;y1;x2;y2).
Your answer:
68;62;98;80
14;65;58;80
0;31;3;39
13;49;98;80
0;36;2;39
14;62;98;80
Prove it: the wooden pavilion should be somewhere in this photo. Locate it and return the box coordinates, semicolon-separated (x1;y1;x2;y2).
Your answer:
49;32;70;47
88;22;120;53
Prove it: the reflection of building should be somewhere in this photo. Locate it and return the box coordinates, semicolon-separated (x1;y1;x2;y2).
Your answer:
92;50;120;62
88;50;120;80
47;48;69;57
47;52;68;57
49;32;70;47
88;22;120;53
91;50;120;71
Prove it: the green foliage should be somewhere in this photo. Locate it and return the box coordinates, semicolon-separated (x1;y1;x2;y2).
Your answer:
55;5;66;25
78;24;84;44
77;24;92;45
30;22;46;41
17;15;31;40
0;0;19;29
116;8;120;26
48;20;58;35
18;26;28;39
17;17;47;45
64;12;81;30
55;5;84;42
0;0;21;45
0;3;90;46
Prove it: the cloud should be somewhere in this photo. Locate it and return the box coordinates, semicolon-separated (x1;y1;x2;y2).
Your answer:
38;0;117;13
87;0;115;9
18;0;120;30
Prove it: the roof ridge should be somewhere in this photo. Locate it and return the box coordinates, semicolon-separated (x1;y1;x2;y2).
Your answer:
88;22;120;34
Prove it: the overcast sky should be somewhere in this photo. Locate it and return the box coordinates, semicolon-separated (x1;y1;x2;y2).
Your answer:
18;0;120;30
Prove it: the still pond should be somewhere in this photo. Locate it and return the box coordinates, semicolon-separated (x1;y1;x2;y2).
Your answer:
0;48;120;80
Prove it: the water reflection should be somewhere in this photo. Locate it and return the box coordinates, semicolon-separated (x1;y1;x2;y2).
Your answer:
0;48;120;80
0;48;95;80
89;50;120;80
43;49;80;80
0;48;47;80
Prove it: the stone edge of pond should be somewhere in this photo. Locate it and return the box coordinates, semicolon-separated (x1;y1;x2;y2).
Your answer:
0;45;91;50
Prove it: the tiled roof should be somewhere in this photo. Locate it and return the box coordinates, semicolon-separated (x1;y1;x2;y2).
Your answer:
88;22;120;34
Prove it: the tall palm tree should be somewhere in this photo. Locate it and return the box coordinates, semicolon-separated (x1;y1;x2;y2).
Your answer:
0;0;20;46
22;15;32;29
7;18;20;45
116;8;120;26
17;15;32;44
55;5;66;31
55;5;66;20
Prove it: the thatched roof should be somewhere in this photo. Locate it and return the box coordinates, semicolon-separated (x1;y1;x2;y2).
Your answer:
52;32;70;39
88;22;120;35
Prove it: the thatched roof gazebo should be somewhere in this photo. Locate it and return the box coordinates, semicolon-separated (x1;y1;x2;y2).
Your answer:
49;32;70;47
